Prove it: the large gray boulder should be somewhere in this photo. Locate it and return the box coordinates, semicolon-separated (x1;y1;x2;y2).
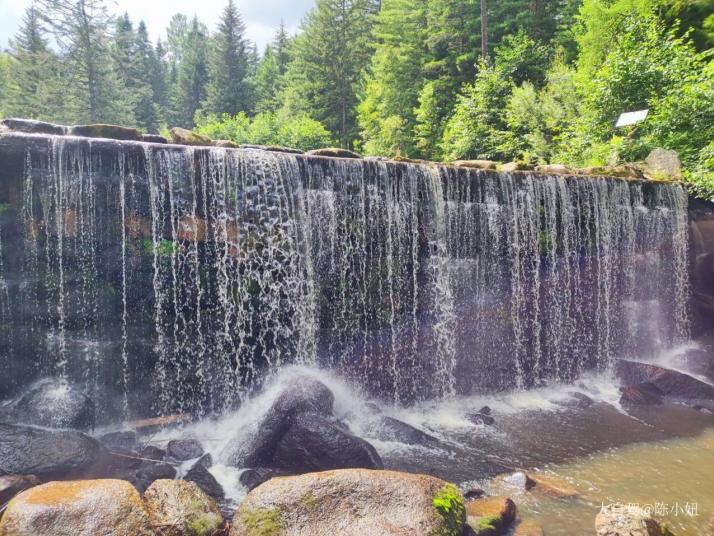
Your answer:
0;423;101;479
0;378;95;430
644;148;682;181
229;469;466;536
0;479;154;536
144;479;224;536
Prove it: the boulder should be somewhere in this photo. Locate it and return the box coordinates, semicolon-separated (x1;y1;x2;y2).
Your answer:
271;412;383;473
465;496;516;536
0;479;153;536
452;160;498;170
169;127;213;147
0;423;101;478
99;431;138;450
166;438;204;461
463;488;485;501
615;360;714;401
0;378;96;430
535;164;574;175
499;162;531;172
526;472;578;498
2;118;66;135
229;469;466;536
552;391;594;409
214;139;240;148
222;375;336;467
367;416;443;449
239;467;290;492
68;124;142;141
138;445;166;461
0;475;41;506
620;383;664;406
142;134;168;144
595;503;668;536
644;148;683;181
127;462;177;493
144;479;224;536
513;519;545;536
185;460;224;501
467;412;495;425
307;147;362;159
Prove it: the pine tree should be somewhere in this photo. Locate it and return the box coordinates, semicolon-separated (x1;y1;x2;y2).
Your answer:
285;0;376;148
255;45;281;113
170;16;209;128
134;22;161;132
36;0;133;124
152;39;170;124
5;7;63;120
273;20;291;75
204;0;253;116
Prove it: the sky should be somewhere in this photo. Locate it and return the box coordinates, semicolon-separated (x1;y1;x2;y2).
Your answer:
0;0;314;50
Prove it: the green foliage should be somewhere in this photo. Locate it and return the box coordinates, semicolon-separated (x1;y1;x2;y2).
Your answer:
432;484;465;536
141;239;179;258
170;17;209;128
494;29;552;87
240;507;283;536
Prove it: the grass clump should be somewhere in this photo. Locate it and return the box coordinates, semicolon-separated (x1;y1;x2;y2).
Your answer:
240;508;283;536
432;484;466;536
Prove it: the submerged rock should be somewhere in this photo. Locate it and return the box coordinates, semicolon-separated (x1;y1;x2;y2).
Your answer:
307;147;362;159
368;416;443;449
452;160;498;170
169;127;213;146
0;475;41;506
68;124;142;141
230;469;465;536
595;503;670;536
0;378;95;430
513;519;545;536
526;472;579;498
0;423;101;478
0;479;153;536
144;479;224;536
2;118;66;135
465;496;516;536
166;438;204;461
271;412;382;473
620;382;664;406
467;412;496;426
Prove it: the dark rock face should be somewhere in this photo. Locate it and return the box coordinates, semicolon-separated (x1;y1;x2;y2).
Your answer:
129;462;177;493
239;467;290;491
271;413;383;473
141;134;167;144
307;147;362;159
620;383;664;406
2;118;66;135
0;378;95;431
185;460;224;500
466;412;495;425
138;445;166;461
99;431;138;450
552;392;594;409
68;124;142;141
615;360;714;401
369;416;443;448
0;424;101;478
166;438;204;461
0;475;41;505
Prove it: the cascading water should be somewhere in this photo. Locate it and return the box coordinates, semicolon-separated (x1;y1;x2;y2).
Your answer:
0;132;691;418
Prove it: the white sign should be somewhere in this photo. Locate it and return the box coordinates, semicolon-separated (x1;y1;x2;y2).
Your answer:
615;109;649;128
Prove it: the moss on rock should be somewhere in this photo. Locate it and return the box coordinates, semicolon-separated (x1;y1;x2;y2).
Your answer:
432;484;466;536
239;507;284;536
69;124;142;141
169;127;213;147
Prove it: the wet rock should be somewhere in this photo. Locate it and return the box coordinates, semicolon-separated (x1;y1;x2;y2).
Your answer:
491;472;536;493
466;496;516;536
166;438;204;461
0;475;41;505
271;412;383;473
99;431;138;450
467;412;496;426
0;423;101;478
644;148;683;181
2;118;66;135
239;144;304;154
185;461;224;501
169;127;213;146
369;416;443;449
138;445;166;461
230;469;465;536
513;519;545;536
307;147;362;159
0;378;95;430
553;391;594;409
595;503;668;536
452;160;498;170
144;479;223;536
129;462;177;493
463;487;486;501
222;375;335;467
526;472;578;498
0;479;153;536
239;467;290;491
213;139;240;148
68;124;142;141
141;134;167;144
620;382;664;406
478;406;492;415
194;453;213;469
615;360;714;401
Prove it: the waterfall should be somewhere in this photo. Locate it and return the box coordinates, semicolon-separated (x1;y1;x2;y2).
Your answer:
0;133;691;417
